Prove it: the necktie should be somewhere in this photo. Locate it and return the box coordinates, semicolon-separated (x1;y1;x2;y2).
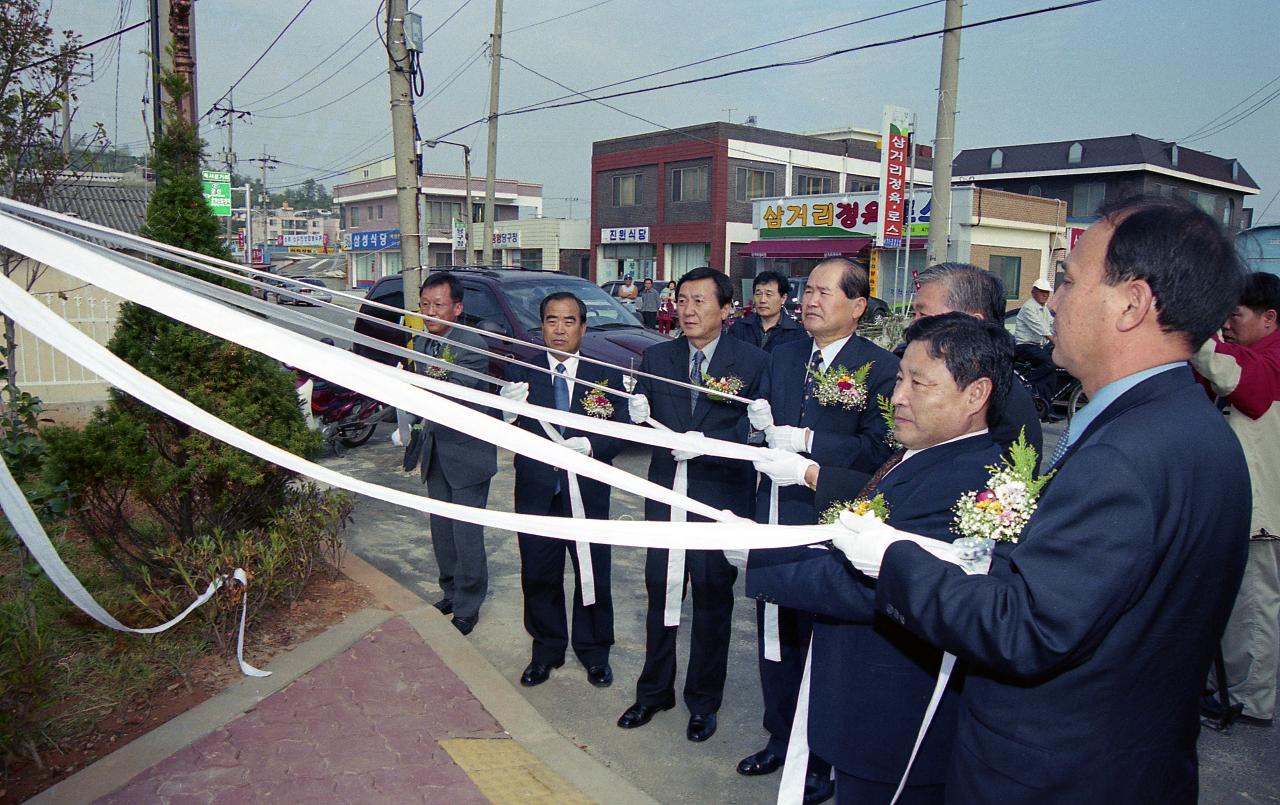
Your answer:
800;351;824;421
690;349;705;414
428;338;442;358
553;363;569;435
856;448;907;498
1049;423;1071;467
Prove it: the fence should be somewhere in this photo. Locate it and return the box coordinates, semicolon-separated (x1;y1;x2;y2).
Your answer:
11;292;119;403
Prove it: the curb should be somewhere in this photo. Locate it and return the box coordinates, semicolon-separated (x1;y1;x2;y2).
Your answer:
339;550;657;805
30;606;394;805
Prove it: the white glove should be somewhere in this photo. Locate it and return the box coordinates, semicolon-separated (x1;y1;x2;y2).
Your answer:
672;431;704;463
832;512;968;578
748;398;774;431
390;427;404;447
767;424;811;453
499;380;528;423
628;393;651;424
752;448;817;488
723;547;749;569
562;436;592;456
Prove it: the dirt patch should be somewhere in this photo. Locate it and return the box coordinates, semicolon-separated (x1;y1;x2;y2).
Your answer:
1;567;379;804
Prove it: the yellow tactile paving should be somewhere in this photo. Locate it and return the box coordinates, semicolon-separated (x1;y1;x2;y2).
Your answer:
440;738;594;805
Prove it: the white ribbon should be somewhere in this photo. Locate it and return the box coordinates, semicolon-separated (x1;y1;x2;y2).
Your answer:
763;482;782;661
0;455;268;677
643;417;687;628
776;640;814;804
536;420;596;607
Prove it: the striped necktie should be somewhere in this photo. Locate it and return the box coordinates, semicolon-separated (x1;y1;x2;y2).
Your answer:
1049;424;1071;467
690;349;705;414
800;351;824;420
856;448;907;498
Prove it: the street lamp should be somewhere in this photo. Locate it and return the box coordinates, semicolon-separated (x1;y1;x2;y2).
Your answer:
422;139;474;265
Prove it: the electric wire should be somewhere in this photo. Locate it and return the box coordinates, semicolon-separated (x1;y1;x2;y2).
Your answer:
201;0;318;121
16;18;149;72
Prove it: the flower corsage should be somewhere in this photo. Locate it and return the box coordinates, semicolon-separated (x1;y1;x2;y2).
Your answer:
701;373;744;403
952;430;1053;545
811;361;873;410
422;344;457;381
877;394;903;450
819;493;890;525
580;381;615;418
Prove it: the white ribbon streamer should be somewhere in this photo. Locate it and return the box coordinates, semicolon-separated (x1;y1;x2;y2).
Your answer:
536;420;596;607
763;482;782;661
0;455;268;677
642;417;687;628
776;640;814;804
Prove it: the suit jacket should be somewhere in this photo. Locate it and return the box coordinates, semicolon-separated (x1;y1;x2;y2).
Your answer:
747;434;1001;783
403;324;497;489
994;377;1043;471
637;334;769;520
505;357;628;520
875;366;1251;803
726;311;808;354
756;334;898;525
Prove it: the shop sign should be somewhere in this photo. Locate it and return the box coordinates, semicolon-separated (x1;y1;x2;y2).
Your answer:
878;105;912;247
753;191;930;240
276;233;324;246
492;230;521;248
201;170;232;217
453;219;468;250
346;229;401;251
287;246;323;253
601;227;650;243
868;249;880;297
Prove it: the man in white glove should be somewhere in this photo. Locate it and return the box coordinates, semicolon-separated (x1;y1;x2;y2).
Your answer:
752;448;817;489
618;267;770;744
739;258;900;796
499;380;529;423
504;292;627;691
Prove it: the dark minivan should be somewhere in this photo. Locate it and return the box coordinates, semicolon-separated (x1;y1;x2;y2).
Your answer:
352;268;668;378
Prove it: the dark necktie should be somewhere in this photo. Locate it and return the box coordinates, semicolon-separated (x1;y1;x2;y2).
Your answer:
690;349;705;414
553;363;569;435
428;338;442;358
856;448;907;498
800;351;824;421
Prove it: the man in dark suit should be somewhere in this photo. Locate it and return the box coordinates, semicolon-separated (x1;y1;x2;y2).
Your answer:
909;262;1042;468
727;270;808;353
403;272;496;636
740;257;898;803
616;266;769;744
747;313;1012;803
498;292;628;689
841;196;1251;802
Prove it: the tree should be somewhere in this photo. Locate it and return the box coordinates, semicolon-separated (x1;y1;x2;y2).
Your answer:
44;69;320;579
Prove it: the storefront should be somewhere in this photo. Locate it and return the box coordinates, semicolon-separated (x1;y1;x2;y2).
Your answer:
344;229;401;288
597;227;656;283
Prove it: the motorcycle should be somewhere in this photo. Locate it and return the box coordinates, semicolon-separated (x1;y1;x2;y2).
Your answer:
1012;355;1087;422
293;350;388;452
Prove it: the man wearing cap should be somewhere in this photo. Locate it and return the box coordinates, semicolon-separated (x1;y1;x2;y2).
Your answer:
1014;277;1058;414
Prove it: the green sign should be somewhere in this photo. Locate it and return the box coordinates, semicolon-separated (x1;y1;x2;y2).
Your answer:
201;170;232;217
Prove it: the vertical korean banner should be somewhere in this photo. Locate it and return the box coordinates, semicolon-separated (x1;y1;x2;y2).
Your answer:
877;105;912;248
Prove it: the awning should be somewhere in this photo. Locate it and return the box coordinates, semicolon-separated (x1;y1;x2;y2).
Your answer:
742;237;873;258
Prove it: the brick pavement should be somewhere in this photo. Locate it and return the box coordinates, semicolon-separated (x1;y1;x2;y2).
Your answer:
94;617;586;804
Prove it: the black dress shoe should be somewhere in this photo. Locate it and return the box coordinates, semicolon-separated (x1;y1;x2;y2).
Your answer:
450;615;477;635
586;664;613;688
520;659;564;687
803;770;834;804
616;701;674;729
736;747;784;776
433;598;453;615
686;713;717;742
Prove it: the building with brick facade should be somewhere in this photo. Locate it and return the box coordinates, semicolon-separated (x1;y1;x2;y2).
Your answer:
590;122;934;301
953;134;1258;232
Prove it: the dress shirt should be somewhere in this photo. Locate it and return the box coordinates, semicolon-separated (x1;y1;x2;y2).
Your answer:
548;352;581;401
810;332;854;371
689;335;722;376
1013;297;1054;345
891;428;992;478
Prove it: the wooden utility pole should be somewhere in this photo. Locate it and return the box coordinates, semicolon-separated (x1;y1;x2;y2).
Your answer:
481;0;504;265
387;0;423;311
927;0;962;264
149;0;199;135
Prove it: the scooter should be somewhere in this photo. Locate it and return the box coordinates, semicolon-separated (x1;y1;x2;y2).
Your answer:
293;342;388;452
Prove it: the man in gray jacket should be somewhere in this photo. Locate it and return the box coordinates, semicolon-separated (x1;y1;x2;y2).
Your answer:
403;272;496;635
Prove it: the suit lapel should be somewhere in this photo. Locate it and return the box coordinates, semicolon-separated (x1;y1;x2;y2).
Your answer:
668;339;694;430
692;337;735;428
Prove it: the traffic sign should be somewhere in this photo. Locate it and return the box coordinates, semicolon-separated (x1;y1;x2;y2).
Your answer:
202;170;232;217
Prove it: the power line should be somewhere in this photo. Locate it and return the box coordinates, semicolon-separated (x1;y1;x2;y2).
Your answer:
430;0;1105;142
1182;84;1280;144
17;18;149;72
1180;71;1280;142
505;0;617;34
238;22;374;108
202;0;317;121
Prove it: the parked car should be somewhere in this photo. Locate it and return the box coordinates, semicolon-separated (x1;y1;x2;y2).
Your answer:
247;270;285;301
352;268;668;378
276;277;332;306
600;279;642;317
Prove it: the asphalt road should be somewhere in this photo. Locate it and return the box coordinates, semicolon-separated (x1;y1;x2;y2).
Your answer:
277;295;1277;803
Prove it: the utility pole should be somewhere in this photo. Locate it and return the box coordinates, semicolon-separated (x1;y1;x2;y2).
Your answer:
927;0;962;265
387;0;424;311
481;0;504;266
423;139;473;265
247;151;278;263
149;0;199;136
222;90;237;249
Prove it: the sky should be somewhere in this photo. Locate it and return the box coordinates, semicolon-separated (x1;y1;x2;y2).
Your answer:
48;0;1280;224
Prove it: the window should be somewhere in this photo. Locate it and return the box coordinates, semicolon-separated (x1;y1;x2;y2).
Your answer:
366;206;373;221
426;200;463;227
457;284;509;334
846;176;877;193
736;167;776;201
612;174;640;206
517;248;543;270
349;206;360;225
988;255;1022;299
1223;197;1235;227
990;149;1004;170
1188;190;1216;216
1072;182;1106;217
434;251;453;267
1027;184;1042;196
668;243;710;280
670;166;708;202
377;204;384;219
796;174;833;195
1068;142;1083;164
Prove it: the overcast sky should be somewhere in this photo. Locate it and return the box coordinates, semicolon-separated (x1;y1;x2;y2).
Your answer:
51;0;1280;224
